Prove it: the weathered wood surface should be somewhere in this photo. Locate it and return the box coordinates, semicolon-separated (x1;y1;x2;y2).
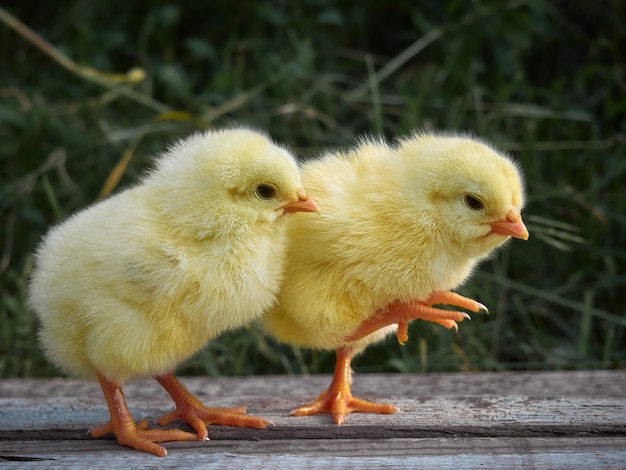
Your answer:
0;371;625;468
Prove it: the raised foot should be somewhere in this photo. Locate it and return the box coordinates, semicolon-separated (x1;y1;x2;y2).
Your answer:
347;290;488;344
89;419;197;457
290;389;398;425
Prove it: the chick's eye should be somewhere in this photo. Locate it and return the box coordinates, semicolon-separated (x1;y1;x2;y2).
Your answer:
255;184;277;200
464;194;484;210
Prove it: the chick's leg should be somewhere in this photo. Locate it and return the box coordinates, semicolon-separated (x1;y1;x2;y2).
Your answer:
89;372;197;457
155;373;269;440
347;291;487;344
290;346;397;425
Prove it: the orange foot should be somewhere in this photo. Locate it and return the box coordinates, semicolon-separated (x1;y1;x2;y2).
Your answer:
90;372;197;457
347;290;488;344
155;373;270;441
290;346;397;425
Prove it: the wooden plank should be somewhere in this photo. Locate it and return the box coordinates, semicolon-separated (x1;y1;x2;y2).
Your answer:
0;372;624;467
1;372;625;440
2;394;625;440
1;437;625;468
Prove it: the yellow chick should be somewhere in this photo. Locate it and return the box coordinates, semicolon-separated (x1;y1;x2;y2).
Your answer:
28;128;319;456
261;131;528;424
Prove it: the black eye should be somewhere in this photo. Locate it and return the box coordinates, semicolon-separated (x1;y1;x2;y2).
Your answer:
255;184;277;200
464;194;484;210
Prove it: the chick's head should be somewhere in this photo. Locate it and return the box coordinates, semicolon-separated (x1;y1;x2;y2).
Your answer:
148;128;318;240
397;132;528;260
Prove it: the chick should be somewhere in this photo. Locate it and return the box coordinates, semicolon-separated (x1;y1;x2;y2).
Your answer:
28;128;319;456
261;131;528;424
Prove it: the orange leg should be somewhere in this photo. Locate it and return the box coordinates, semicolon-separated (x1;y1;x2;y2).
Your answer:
347;291;488;344
290;346;397;425
89;372;197;457
155;373;269;440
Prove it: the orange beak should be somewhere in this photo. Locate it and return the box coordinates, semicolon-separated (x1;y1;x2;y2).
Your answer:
281;190;320;214
489;209;529;240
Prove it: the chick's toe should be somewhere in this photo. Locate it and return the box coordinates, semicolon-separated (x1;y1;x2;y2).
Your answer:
155;374;269;438
347;291;486;344
290;347;397;425
90;373;198;457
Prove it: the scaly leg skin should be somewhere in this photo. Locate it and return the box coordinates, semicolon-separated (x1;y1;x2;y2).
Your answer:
290;346;398;425
347;291;488;345
155;373;270;441
89;372;198;457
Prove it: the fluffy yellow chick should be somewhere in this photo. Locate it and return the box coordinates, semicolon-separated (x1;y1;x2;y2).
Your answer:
28;128;319;456
261;131;528;424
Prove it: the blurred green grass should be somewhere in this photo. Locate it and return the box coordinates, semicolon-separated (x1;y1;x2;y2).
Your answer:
1;0;624;378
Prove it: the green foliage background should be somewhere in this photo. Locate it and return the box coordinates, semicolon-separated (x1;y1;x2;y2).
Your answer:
1;0;624;378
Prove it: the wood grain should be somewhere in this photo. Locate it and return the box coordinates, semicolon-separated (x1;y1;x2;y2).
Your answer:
0;371;624;468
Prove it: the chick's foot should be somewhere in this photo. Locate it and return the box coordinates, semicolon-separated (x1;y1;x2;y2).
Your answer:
155;373;270;440
290;347;397;425
91;372;197;457
347;291;487;344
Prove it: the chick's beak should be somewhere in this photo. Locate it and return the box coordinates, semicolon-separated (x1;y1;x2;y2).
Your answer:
281;189;320;214
489;209;529;240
